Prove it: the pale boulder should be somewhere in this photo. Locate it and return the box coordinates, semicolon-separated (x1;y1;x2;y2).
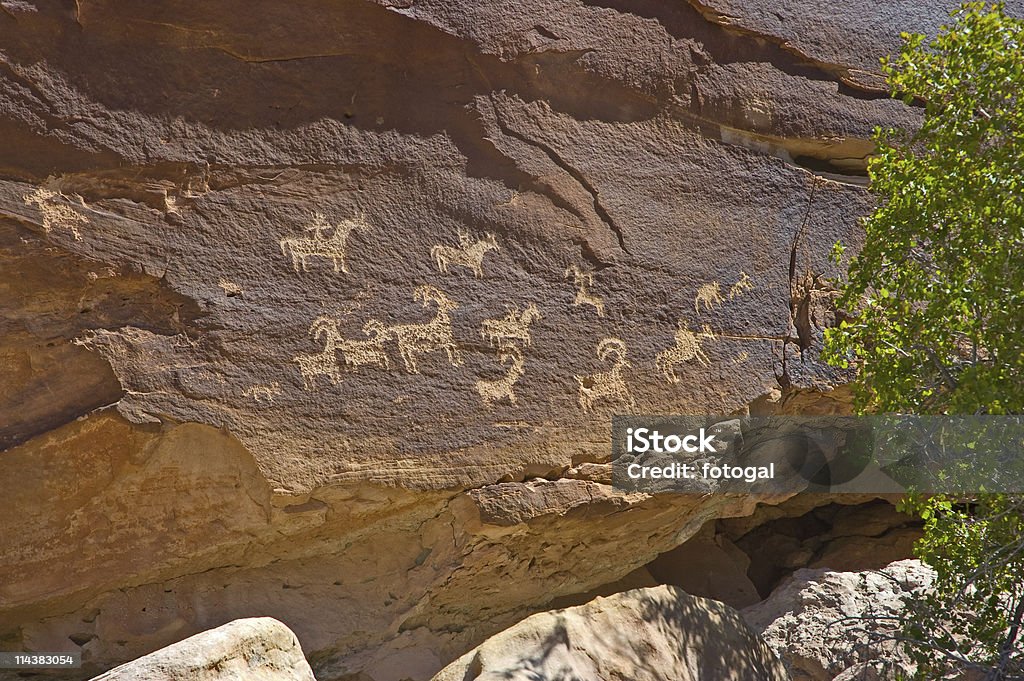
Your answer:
432;585;789;681
90;617;315;681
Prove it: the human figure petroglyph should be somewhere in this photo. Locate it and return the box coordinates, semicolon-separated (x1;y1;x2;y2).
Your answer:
23;187;89;240
384;285;463;374
431;230;499;277
564;265;605;317
293;316;344;390
280;211;368;273
480;303;541;348
336;319;391;370
694;282;725;312
243;382;281;403
575;338;635;413
476;341;525;406
655;322;714;383
729;271;753;299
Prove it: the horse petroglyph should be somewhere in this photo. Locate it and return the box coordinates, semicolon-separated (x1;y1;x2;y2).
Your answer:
480;303;541;348
729;271;753;299
431;230;499;277
280;211;368;274
23;187;89;240
293;316;344;390
565;265;605;317
576;338;635;413
694;282;724;312
655;322;714;383
476;341;525;407
384;285;463;374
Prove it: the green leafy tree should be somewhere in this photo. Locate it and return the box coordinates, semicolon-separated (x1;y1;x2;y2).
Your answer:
824;3;1024;679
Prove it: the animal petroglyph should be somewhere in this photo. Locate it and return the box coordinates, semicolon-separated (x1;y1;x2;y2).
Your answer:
476;342;525;407
729;271;753;299
575;338;635;413
280;211;368;273
336;320;390;370
565;265;605;317
293;316;344;390
218;279;243;297
655;323;714;384
732;350;751;365
23;187;89;240
480;303;541;348
384;285;463;374
243;382;281;403
694;282;724;312
431;230;499;277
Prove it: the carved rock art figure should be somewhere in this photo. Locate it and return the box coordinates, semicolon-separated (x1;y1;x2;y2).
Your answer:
655;322;713;383
575;338;636;413
729;271;753;299
385;285;463;374
476;341;525;406
280;211;368;274
243;382;282;403
480;303;541;348
336;320;391;370
564;265;605;317
431;230;499;277
694;281;725;312
23;187;89;240
293;316;344;390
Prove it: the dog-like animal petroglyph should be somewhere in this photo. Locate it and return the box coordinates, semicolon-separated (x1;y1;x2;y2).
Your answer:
476;341;525;407
729;271;754;299
337;320;391;370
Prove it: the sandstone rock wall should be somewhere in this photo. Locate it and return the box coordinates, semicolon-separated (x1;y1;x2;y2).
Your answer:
1;1;1010;679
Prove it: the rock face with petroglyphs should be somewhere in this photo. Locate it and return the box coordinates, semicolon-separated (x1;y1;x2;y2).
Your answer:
0;0;1008;679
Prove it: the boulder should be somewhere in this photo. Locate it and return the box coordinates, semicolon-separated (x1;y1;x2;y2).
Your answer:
742;560;935;681
433;585;789;681
90;618;315;681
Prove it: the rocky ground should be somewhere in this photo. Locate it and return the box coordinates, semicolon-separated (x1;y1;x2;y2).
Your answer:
0;0;1006;679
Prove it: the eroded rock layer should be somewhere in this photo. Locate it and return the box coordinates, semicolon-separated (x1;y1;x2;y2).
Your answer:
0;0;1002;678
